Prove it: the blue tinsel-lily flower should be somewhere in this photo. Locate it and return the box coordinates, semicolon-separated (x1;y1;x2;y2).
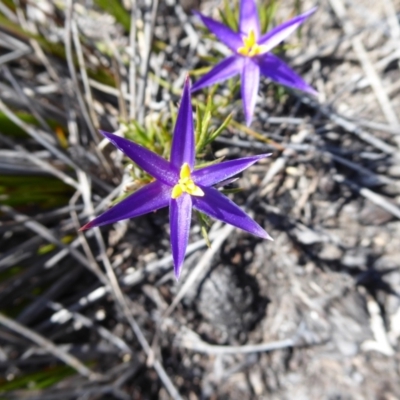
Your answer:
81;78;272;279
192;1;318;125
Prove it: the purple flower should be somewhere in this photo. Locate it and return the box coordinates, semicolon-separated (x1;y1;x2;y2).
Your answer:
192;1;318;125
81;78;272;279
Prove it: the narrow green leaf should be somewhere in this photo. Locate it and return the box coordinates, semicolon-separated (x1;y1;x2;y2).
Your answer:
220;187;244;194
195;86;217;152
194;156;225;170
0;366;76;391
94;0;130;31
205;113;232;145
219;0;238;31
259;0;278;33
195;104;202;147
195;211;211;248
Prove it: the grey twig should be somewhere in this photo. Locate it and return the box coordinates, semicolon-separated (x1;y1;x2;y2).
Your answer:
13;0;59;80
71;19;100;130
334;174;400;219
0;49;31;65
48;301;132;354
0;313;100;379
176;328;296;355
64;0;98;142
0;205;108;285
300;96;400;159
0;133;81;191
329;0;399;131
122;228;223;286
0;100;84;173
92;228;184;400
2;66;54;134
137;0;159;124
129;0;137;120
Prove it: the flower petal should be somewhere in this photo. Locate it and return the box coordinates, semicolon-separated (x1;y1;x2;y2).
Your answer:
100;130;178;186
192;186;272;240
241;58;260;126
193;154;271;186
170;193;192;279
257;53;317;95
171;77;195;169
258;7;317;53
193;11;243;52
191;55;243;92
80;181;171;230
239;0;260;37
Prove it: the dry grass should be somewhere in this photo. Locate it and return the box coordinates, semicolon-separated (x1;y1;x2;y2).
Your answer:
0;0;400;398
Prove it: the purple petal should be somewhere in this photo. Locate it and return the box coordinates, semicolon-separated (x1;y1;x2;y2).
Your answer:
241;58;260;126
258;7;317;53
257;53;317;95
193;11;243;52
192;186;272;240
170;193;192;280
193;154;271;186
80;181;171;230
239;0;260;37
171;77;195;169
191;55;243;92
100;130;178;186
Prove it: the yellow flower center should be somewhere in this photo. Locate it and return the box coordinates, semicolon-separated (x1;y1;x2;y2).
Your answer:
171;163;204;199
237;29;266;57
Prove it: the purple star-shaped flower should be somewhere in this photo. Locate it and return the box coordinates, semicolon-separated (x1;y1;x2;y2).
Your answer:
81;78;272;279
192;1;318;125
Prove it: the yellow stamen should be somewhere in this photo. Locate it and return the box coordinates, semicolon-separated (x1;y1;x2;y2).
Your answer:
237;29;266;57
171;163;205;199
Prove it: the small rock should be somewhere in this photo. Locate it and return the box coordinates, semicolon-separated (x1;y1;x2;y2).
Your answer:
359;200;394;225
388;165;400;178
319;175;336;194
291;224;325;245
342;249;368;269
318;243;343;261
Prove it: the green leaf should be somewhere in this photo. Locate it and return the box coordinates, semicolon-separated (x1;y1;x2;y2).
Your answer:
194;156;225;170
195;211;212;248
189;66;212;77
124;120;152;148
0;366;76;391
195;86;217;153
94;0;130;31
0;112;64;139
220;187;244;194
195;104;202;146
37;235;74;255
219;0;238;31
259;0;278;33
0;0;15;14
205;113;233;146
0;176;73;209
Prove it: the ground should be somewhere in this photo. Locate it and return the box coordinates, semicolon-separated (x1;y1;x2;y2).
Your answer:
0;0;400;399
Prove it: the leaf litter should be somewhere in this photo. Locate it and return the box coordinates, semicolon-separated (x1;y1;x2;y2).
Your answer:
0;0;400;398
